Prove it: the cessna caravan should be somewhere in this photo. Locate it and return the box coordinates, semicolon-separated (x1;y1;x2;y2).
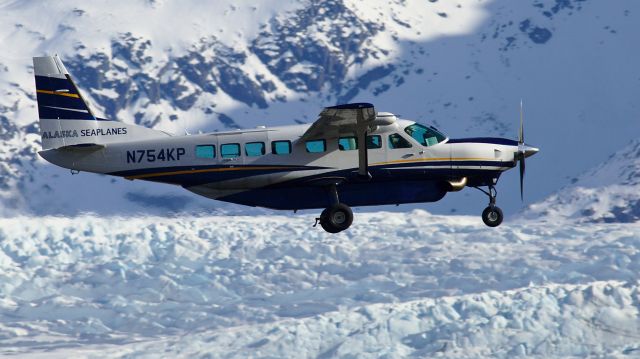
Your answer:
34;55;539;233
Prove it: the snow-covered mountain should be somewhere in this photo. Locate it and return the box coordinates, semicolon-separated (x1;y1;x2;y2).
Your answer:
3;3;640;356
526;139;640;223
1;0;640;217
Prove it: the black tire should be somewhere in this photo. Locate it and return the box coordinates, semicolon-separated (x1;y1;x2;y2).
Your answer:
482;206;503;227
320;203;353;233
319;208;338;233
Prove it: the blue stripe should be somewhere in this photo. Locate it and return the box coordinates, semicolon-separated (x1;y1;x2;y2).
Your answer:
109;159;513;188
109;165;328;186
35;75;76;93
376;160;515;169
326;102;373;110
447;137;518;146
37;105;94;120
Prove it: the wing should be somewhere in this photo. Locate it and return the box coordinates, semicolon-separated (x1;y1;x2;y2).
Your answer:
300;103;377;179
299;103;376;142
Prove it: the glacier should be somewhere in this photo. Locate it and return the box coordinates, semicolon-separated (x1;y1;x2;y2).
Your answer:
1;212;640;357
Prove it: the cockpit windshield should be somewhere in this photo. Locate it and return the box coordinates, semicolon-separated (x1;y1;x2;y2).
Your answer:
404;123;447;146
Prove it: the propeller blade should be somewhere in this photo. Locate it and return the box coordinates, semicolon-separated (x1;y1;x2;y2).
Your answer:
518;99;526;200
519;155;525;201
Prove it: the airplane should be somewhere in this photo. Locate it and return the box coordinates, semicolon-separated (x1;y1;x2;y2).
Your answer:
33;55;539;233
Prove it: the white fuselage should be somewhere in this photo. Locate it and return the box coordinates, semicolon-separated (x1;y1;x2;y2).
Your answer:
40;117;522;209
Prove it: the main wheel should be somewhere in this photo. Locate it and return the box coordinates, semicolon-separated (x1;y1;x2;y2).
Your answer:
320;203;354;233
482;206;503;227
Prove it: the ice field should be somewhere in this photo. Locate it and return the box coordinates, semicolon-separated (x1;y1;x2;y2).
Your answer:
1;211;639;358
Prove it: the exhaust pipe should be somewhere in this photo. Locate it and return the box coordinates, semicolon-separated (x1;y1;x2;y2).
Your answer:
446;177;468;192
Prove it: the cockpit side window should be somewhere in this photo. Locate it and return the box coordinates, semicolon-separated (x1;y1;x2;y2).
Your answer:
388;133;413;149
404;123;446;146
366;135;382;149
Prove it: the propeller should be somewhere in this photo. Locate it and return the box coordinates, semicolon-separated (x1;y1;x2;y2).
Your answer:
518;100;525;200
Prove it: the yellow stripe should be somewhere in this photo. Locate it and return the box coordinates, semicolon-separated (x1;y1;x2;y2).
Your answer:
36;89;80;98
371;157;495;166
128;157;501;180
126;166;298;180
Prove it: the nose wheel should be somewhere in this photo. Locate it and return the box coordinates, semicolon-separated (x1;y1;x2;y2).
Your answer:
482;205;503;227
475;185;504;227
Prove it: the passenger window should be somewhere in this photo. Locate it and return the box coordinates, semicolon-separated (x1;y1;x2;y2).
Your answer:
195;145;216;158
338;136;358;151
220;143;240;158
271;140;292;155
388;133;412;149
366;135;382;149
305;139;326;153
245;142;265;157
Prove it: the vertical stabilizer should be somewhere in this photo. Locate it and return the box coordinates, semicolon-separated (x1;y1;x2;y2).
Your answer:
34;55;97;122
33;55;168;150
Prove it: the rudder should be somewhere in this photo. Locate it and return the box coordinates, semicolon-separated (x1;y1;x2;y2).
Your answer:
33;55;168;150
34;55;97;122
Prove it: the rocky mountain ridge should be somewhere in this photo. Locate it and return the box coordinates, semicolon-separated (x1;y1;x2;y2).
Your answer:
0;0;638;216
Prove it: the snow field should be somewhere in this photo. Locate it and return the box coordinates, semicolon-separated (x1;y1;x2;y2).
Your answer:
0;211;639;357
87;281;640;358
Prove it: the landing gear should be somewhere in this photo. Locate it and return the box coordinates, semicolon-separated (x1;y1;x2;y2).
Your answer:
475;184;504;227
319;203;354;233
482;205;503;227
314;183;354;233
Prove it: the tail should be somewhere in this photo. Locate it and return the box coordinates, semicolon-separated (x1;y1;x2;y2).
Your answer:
33;55;168;150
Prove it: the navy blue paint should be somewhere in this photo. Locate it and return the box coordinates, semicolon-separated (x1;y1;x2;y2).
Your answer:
326;103;374;110
109;164;327;187
216;180;447;210
447;137;519;146
111;159;512;188
378;160;515;169
37;105;94;120
109;159;511;209
35;75;96;120
35;75;76;93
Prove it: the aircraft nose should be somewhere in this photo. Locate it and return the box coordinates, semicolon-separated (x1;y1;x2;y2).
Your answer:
522;144;539;158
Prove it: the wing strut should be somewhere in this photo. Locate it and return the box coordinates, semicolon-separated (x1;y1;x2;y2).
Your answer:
301;102;377;180
356;107;373;180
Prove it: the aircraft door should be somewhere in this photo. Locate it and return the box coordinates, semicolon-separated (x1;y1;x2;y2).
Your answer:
384;132;415;178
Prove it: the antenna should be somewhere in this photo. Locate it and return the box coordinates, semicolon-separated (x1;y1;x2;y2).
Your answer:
182;115;190;136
